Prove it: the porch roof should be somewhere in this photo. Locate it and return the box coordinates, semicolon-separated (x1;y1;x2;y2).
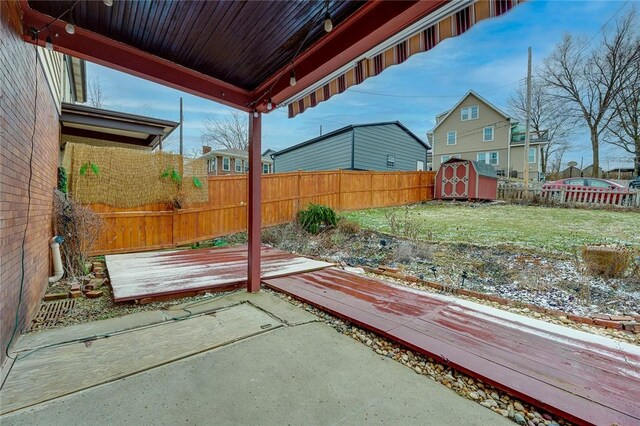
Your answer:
20;0;522;116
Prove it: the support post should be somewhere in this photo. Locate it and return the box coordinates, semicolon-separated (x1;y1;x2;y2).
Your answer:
247;112;262;293
179;97;184;156
523;46;532;194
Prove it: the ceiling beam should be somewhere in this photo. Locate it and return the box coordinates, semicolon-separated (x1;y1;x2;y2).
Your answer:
253;0;449;110
19;0;253;111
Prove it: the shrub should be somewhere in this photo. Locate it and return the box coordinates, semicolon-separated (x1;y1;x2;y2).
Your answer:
582;245;630;278
297;204;337;234
390;240;433;264
57;167;68;193
53;190;104;277
384;207;421;240
337;218;360;235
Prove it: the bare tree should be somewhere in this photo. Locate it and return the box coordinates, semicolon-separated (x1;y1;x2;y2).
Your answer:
548;145;570;175
200;111;248;151
541;10;640;177
605;59;640;175
87;76;107;108
508;76;573;175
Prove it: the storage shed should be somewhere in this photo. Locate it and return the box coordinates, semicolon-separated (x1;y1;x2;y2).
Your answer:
435;158;498;201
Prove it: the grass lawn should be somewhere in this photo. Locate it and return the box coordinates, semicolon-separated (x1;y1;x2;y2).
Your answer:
343;203;640;255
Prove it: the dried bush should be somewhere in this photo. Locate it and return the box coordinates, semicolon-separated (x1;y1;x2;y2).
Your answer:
384;207;421;240
337;218;360;235
297;204;337;234
581;245;630;278
261;223;309;253
53;190;104;277
390;240;433;264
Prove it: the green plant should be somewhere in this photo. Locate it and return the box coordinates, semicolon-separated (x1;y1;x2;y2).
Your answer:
57;166;68;193
297;204;337;234
79;162;99;176
161;167;182;185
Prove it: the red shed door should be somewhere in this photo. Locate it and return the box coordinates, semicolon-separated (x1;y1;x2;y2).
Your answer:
441;162;469;199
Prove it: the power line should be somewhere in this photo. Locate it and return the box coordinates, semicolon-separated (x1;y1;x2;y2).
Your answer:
346;78;525;99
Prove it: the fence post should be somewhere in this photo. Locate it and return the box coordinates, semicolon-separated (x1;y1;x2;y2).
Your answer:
338;169;342;211
369;170;374;207
297;170;302;213
172;207;178;247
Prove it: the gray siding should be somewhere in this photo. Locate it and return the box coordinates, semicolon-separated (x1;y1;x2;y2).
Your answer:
274;131;353;172
354;124;427;171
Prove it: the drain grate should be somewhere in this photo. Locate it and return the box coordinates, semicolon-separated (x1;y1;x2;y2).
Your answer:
27;299;77;332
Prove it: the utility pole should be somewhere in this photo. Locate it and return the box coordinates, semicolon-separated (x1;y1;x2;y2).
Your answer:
523;46;532;194
179;97;184;156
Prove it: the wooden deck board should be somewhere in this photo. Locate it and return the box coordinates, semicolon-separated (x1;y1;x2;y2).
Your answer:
106;245;333;302
263;268;640;426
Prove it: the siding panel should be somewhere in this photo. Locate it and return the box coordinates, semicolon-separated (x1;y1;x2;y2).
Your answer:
354;124;427;171
274;132;352;172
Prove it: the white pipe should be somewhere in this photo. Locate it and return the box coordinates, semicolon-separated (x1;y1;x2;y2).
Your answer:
49;236;64;283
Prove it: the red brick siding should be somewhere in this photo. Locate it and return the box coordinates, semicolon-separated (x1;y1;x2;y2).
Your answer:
1;0;60;365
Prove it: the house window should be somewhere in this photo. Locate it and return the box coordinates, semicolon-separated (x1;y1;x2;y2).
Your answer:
441;154;460;163
263;163;269;174
222;157;230;171
461;106;479;121
235;159;242;173
208;158;216;172
243;160;249;173
528;147;536;164
477;152;499;165
446;131;457;145
489;151;499;165
387;154;395;168
483;126;494;142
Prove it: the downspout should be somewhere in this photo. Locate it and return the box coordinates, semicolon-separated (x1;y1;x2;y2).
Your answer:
49;236;64;283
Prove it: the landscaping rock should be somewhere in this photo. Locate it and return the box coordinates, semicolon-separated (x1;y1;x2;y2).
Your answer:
44;292;67;301
85;290;103;299
69;290;83;298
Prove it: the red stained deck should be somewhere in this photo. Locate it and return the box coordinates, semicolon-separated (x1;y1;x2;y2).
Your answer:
106;245;332;303
264;268;640;426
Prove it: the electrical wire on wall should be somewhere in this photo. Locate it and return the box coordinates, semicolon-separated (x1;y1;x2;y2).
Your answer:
4;45;39;361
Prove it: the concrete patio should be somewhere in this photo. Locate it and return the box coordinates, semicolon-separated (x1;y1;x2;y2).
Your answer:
1;291;510;426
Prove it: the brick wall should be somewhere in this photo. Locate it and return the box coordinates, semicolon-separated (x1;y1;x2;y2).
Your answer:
1;0;60;365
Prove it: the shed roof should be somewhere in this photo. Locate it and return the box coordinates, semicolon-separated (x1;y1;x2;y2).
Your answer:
472;160;499;179
274;121;429;156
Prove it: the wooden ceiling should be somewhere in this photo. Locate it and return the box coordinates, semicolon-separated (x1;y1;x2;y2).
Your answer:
27;0;365;91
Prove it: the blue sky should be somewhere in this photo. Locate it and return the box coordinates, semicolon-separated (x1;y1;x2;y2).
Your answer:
88;0;635;168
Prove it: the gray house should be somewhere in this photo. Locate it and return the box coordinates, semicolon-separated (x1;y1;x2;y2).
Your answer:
273;122;430;173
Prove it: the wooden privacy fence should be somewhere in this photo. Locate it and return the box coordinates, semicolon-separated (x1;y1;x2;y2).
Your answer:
498;185;640;208
89;170;435;255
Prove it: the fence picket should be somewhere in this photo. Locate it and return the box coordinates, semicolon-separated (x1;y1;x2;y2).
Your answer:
88;170;436;255
498;185;638;210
